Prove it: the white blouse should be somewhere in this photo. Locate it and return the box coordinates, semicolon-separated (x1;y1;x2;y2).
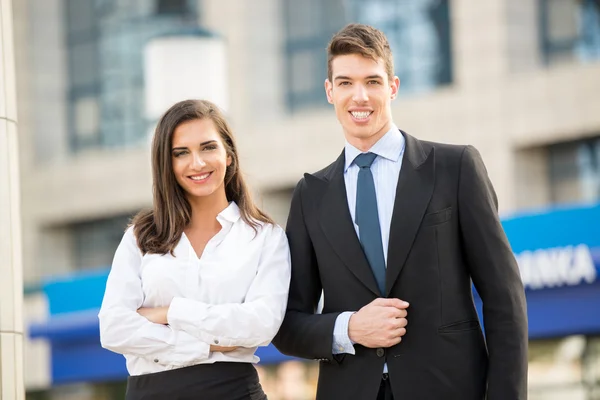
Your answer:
98;202;291;376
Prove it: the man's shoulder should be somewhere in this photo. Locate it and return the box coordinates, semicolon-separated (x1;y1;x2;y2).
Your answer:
310;159;338;180
415;137;475;166
290;158;339;200
419;138;467;156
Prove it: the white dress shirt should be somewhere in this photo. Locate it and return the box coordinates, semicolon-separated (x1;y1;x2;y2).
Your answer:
332;125;406;363
99;202;291;376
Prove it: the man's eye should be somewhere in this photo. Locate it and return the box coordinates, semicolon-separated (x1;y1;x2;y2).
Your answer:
368;80;380;85
339;81;351;86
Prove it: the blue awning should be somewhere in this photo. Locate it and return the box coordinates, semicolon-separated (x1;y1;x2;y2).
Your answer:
30;309;100;342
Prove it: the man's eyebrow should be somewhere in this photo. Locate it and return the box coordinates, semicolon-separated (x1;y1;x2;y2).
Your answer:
333;74;384;81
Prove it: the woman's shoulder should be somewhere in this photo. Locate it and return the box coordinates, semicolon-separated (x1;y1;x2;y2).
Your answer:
121;225;142;250
253;221;287;245
267;222;286;237
123;225;136;239
235;216;283;239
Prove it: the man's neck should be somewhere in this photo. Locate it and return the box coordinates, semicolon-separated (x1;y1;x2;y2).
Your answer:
346;123;393;152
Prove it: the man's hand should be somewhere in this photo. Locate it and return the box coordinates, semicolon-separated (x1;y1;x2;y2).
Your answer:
348;298;409;348
137;307;169;325
210;345;239;353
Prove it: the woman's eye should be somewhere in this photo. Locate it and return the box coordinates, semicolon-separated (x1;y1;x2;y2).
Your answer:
203;144;217;151
173;151;188;157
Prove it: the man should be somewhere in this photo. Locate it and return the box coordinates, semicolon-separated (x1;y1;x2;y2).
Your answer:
272;23;528;400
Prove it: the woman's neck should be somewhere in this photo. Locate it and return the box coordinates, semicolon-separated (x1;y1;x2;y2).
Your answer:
186;191;229;231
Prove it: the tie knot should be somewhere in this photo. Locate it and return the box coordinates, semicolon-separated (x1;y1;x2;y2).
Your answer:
354;152;377;168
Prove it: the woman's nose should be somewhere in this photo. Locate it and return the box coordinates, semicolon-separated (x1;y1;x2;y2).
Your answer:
191;153;207;169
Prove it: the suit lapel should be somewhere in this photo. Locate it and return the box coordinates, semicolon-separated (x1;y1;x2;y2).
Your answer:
316;151;381;296
385;132;435;295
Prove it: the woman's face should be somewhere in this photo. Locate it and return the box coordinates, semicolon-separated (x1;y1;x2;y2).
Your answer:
171;118;232;201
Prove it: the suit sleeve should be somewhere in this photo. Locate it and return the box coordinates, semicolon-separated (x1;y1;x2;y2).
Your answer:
272;178;342;362
458;146;528;400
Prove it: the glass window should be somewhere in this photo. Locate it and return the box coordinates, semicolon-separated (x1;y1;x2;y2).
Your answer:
69;42;99;88
71;215;132;270
156;0;188;15
283;0;346;110
66;0;96;36
541;0;600;65
549;137;600;205
66;0;199;153
347;0;452;94
283;0;452;111
73;97;100;140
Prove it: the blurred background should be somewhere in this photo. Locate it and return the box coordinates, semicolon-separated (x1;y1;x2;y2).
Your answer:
5;0;600;398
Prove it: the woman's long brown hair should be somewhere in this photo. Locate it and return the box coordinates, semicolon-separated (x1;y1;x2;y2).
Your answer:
132;99;273;255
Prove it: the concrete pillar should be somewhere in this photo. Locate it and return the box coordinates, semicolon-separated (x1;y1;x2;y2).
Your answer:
0;0;25;398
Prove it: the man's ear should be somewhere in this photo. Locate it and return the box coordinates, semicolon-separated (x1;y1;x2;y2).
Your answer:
325;79;334;104
390;76;400;100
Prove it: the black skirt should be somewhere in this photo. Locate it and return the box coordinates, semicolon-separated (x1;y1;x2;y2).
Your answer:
125;362;267;400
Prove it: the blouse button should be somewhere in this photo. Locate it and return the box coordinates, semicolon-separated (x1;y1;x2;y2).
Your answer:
154;359;159;363
214;339;219;345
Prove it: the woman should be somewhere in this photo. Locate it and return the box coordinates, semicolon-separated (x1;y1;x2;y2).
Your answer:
98;99;291;400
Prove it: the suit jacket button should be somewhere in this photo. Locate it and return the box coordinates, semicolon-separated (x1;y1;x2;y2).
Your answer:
376;348;385;357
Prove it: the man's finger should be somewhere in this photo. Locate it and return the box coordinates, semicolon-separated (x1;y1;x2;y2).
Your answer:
373;298;409;309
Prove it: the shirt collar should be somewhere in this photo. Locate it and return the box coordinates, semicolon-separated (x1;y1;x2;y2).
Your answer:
344;124;405;172
217;201;241;224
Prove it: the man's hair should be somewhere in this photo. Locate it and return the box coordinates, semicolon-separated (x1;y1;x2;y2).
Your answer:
327;23;394;82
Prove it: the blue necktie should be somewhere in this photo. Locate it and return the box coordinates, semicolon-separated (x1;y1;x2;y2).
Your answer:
354;152;386;295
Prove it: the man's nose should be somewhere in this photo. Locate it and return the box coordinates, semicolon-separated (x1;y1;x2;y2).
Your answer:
352;84;369;102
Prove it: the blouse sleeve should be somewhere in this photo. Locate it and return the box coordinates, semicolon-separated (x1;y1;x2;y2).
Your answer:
167;224;291;348
98;227;210;366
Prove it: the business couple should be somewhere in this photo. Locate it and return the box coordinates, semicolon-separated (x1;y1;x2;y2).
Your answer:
99;24;528;400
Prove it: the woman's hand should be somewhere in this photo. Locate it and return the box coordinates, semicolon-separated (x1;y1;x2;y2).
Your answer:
210;345;239;352
137;307;239;352
137;306;169;325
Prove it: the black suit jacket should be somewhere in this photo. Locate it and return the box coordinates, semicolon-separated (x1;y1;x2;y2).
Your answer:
272;132;528;400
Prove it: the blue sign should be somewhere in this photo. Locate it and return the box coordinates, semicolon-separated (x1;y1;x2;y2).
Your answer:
503;203;600;290
472;203;600;339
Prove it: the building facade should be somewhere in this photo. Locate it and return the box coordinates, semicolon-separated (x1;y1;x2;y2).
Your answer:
12;0;600;399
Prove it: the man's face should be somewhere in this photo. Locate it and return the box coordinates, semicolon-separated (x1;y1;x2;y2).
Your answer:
325;54;399;151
